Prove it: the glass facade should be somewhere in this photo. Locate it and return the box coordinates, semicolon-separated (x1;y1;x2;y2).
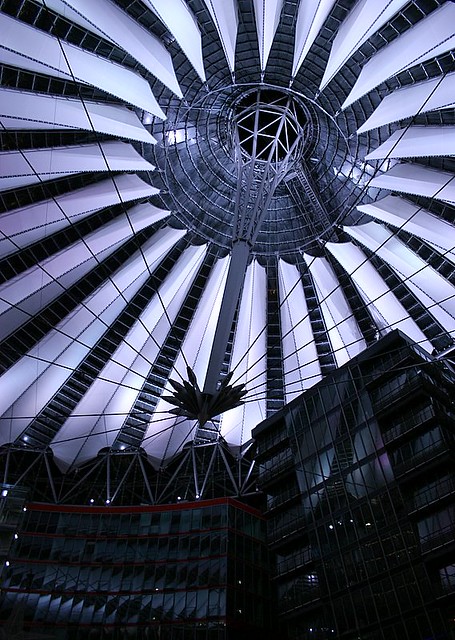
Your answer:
254;331;455;640
0;498;272;639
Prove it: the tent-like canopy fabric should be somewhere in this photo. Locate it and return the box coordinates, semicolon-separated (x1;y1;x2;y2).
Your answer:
0;11;166;118
0;0;453;474
0;141;155;190
0;88;158;143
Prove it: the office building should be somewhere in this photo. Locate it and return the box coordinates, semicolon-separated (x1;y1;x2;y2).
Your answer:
0;494;272;639
254;331;455;639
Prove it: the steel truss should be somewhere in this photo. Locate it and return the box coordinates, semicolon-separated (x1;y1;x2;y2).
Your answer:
0;440;258;506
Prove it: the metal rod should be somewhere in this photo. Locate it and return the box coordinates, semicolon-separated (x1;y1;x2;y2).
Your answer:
138;453;155;505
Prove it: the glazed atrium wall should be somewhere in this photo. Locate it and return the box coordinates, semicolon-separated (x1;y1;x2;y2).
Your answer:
253;331;455;640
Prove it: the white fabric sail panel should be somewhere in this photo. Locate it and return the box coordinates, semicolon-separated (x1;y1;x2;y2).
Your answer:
293;0;336;78
35;0;182;97
253;0;284;72
325;241;432;353
343;222;455;333
0;89;157;144
0;142;155;191
0;175;159;260
220;260;267;449
0;204;169;341
342;2;455;109
278;259;322;402
370;164;455;206
0;13;166;118
0;228;186;445
366;126;455;160
143;255;230;466
142;0;206;82
203;0;238;72
304;254;366;366
53;244;207;471
320;0;408;91
357;72;455;134
0;48;70;80
35;0;110;39
357;195;455;264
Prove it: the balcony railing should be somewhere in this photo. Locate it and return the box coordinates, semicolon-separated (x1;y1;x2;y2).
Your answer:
268;517;305;544
259;452;295;484
275;546;315;575
420;523;455;553
393;441;448;476
372;373;424;412
411;476;455;512
382;405;435;444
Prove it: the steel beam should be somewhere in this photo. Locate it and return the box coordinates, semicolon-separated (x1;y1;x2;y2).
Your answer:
203;239;250;394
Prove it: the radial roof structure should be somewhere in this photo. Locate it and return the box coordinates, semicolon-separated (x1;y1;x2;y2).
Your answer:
0;0;454;477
